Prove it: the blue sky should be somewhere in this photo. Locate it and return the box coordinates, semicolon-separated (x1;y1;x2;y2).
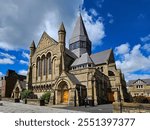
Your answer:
0;0;150;81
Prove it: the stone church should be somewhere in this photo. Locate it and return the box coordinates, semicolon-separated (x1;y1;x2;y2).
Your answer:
26;15;128;106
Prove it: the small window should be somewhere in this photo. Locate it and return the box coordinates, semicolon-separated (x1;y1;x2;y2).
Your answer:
88;64;91;67
108;70;115;76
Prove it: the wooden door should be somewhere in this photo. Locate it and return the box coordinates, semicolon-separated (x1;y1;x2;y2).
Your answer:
63;90;69;103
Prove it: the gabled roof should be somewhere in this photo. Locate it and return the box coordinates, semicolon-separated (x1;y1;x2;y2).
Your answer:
71;53;94;67
127;79;150;86
70;14;89;44
90;49;112;65
65;48;77;59
66;72;81;85
36;32;58;52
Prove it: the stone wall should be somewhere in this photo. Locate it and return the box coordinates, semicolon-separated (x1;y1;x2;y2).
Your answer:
113;102;150;113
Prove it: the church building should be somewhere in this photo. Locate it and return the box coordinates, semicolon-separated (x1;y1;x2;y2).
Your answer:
26;15;128;106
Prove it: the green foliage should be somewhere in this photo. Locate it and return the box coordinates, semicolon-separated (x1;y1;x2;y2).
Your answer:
21;89;33;100
40;92;51;104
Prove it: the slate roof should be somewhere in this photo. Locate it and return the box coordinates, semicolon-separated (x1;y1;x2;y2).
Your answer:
71;53;94;67
127;79;150;86
69;14;89;44
90;49;112;65
65;48;77;59
66;72;81;85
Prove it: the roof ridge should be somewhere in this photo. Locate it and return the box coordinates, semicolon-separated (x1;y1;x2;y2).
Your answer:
91;49;112;56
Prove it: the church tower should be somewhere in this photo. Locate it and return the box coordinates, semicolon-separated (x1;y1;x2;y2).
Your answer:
69;14;91;57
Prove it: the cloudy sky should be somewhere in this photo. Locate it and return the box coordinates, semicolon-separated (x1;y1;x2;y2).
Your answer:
0;0;150;81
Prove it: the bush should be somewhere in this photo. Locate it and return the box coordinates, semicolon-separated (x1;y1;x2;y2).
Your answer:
21;90;33;100
40;92;51;104
133;96;149;103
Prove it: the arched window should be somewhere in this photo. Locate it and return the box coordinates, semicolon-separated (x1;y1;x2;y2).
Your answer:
47;53;52;74
108;70;115;76
53;58;56;75
42;55;46;76
37;57;41;77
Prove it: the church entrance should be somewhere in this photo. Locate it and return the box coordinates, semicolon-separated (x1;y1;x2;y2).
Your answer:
62;90;69;103
57;81;69;104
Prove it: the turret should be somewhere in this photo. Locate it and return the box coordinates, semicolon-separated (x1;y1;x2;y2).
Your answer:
58;22;66;49
58;22;66;72
30;41;36;57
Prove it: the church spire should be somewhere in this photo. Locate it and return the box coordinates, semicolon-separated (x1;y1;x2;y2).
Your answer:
69;14;91;57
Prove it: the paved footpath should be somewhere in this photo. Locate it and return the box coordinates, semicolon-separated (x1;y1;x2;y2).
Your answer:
0;101;83;113
0;101;113;113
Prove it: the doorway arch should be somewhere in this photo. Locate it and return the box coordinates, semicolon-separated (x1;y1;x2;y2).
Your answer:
57;81;69;104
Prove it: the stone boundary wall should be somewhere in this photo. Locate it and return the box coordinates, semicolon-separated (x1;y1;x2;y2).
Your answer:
1;98;45;106
1;98;14;102
26;99;40;105
113;102;150;113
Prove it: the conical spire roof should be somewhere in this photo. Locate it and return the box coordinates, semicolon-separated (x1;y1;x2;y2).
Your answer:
30;41;36;48
59;22;66;32
70;14;89;43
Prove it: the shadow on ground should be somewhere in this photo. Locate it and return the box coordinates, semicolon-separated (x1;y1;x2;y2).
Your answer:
52;104;113;113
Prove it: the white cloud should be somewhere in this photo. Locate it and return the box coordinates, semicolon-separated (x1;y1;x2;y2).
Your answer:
90;9;98;16
115;44;150;78
107;13;114;24
142;43;150;52
22;51;29;60
0;42;15;50
0;0;105;50
0;52;15;64
20;60;29;65
126;73;150;82
81;9;105;47
116;44;150;73
0;72;3;76
0;58;14;64
0;0;83;50
18;70;27;75
115;43;130;55
0;52;16;59
141;34;150;42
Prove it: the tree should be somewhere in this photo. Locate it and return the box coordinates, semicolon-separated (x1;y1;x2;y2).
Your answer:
40;92;51;104
20;90;33;100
